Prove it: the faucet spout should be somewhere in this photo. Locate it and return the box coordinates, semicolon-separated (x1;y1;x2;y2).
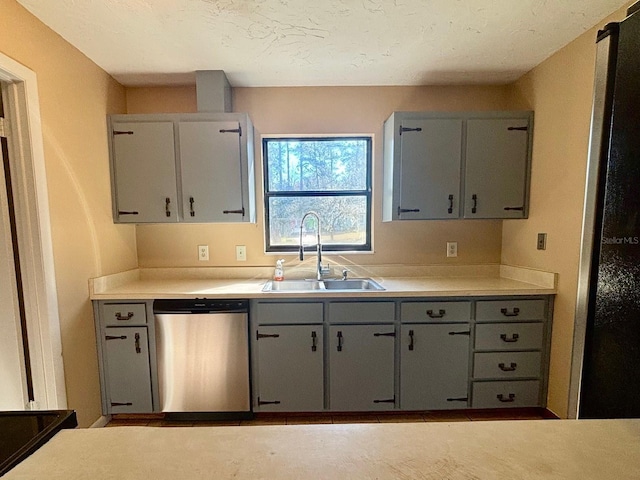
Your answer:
299;211;330;280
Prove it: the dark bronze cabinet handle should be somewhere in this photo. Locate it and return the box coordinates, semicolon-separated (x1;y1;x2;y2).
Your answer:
111;402;133;406
373;332;395;337
115;312;134;321
499;362;517;372
501;307;520;317
134;332;141;354
448;330;470;336
118;211;139;216
408;329;414;351
337;331;343;351
258;398;281;405
399;126;422;135
105;335;127;341
189;196;195;217
471;194;478;214
398;207;420;216
311;331;317;352
447;397;468;402
497;393;516;403
504;206;524;211
427;309;446;318
373;397;395;404
448;194;454;214
500;333;520;343
165;197;171;217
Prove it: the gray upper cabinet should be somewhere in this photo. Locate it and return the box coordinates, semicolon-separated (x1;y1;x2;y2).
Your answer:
108;113;255;224
111;121;179;223
395;118;463;219
464;117;531;219
383;111;533;221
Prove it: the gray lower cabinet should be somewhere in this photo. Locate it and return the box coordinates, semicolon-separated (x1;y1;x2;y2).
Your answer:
94;301;157;415
103;327;153;413
471;299;549;408
255;325;324;412
328;325;395;411
400;324;470;410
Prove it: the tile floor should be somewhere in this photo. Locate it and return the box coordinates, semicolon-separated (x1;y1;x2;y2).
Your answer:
107;408;556;427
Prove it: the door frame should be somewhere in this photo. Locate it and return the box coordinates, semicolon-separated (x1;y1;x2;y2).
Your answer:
0;52;67;410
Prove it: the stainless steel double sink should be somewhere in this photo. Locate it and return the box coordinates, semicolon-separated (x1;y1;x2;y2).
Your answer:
262;278;385;292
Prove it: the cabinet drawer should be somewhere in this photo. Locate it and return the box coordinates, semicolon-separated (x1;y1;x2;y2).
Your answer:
255;302;323;325
476;299;545;322
473;352;542;379
102;303;147;326
472;380;541;408
401;301;470;323
475;323;544;351
329;302;394;324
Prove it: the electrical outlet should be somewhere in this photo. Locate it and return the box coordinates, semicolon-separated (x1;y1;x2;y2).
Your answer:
236;245;247;261
447;241;458;258
198;245;209;261
537;233;547;250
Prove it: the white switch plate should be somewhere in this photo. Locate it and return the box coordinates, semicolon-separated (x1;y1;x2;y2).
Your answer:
198;245;209;261
446;241;458;257
236;245;247;261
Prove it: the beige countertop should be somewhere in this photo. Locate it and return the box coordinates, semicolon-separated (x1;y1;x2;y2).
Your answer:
6;420;640;479
90;264;557;300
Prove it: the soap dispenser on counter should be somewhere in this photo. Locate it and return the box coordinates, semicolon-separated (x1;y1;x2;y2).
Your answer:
274;259;285;281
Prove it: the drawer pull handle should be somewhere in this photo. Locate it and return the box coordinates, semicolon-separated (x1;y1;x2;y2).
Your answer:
498;362;517;372
448;194;454;214
408;329;414;351
189;196;195;217
115;311;134;321
497;393;516;403
311;331;317;352
165;197;171;217
117;211;139;216
134;332;141;354
337;331;343;352
223;208;245;216
471;194;478;214
105;335;127;341
111;402;133;407
500;333;520;343
501;307;520;317
449;330;470;336
373;332;396;337
258;398;281;405
426;309;445;318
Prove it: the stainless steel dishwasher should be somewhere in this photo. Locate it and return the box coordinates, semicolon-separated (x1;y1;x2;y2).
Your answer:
153;299;250;417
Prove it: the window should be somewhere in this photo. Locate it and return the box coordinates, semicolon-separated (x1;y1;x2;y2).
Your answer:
263;137;372;253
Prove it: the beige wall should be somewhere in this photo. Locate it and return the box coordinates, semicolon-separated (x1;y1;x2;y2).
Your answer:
130;85;514;269
0;0;135;426
503;5;630;417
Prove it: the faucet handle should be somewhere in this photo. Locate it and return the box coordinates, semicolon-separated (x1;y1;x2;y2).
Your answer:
319;264;331;275
342;269;349;280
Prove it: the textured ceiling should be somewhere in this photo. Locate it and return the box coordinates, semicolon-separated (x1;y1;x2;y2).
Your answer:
16;0;630;87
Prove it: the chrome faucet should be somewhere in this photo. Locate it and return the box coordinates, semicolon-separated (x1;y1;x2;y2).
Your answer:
299;211;330;280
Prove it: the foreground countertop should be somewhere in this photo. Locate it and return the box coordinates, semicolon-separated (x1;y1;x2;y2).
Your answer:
5;420;639;479
90;264;557;300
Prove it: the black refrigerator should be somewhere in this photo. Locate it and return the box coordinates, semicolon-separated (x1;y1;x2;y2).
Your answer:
575;1;640;418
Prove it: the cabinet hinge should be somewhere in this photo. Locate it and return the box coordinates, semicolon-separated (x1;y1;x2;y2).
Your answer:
219;126;242;137
0;118;8;138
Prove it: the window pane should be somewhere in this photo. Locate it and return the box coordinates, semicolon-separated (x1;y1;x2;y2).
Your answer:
266;138;368;192
268;196;368;247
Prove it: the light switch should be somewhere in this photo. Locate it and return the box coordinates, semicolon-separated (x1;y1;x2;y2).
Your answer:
236;245;247;261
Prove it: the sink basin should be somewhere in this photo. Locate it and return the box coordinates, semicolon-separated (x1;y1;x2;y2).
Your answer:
323;279;385;290
262;280;325;292
262;278;384;292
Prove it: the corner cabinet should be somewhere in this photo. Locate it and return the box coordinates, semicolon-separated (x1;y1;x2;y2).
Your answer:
383;111;533;221
108;113;255;224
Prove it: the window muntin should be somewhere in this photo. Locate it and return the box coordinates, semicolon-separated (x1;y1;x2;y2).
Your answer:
263;137;372;252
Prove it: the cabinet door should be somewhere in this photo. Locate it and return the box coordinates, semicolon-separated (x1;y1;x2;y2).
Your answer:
329;325;395;411
464;117;530;218
104;327;153;413
256;325;324;412
111;121;178;223
179;120;246;222
400;324;470;410
398;118;463;219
